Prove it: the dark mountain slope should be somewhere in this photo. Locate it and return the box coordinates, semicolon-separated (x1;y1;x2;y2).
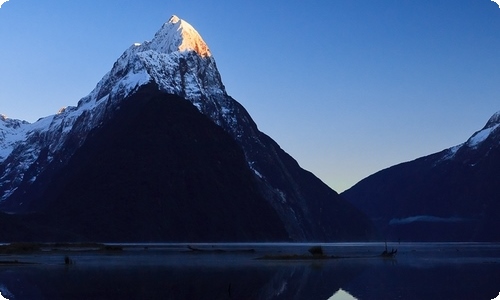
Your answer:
22;83;289;242
199;94;377;241
250;132;377;241
342;113;500;241
0;16;377;242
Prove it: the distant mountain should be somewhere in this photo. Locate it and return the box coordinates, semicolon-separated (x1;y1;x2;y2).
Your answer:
342;111;500;241
0;16;375;242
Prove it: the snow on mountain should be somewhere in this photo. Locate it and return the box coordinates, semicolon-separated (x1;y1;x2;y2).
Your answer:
0;15;266;205
440;110;500;161
0;99;109;201
342;109;500;241
467;123;500;148
0;115;30;162
465;111;500;148
85;15;225;105
149;15;211;57
0;15;377;241
0;15;227;202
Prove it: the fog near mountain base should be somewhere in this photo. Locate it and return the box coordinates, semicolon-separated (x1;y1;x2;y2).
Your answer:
389;215;470;225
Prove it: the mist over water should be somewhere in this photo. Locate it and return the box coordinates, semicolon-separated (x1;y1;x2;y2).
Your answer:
0;243;498;299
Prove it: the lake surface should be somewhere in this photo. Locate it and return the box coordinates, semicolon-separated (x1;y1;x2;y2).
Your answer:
0;242;499;299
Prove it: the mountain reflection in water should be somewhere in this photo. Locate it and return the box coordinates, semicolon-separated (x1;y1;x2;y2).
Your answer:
329;289;358;299
0;243;498;299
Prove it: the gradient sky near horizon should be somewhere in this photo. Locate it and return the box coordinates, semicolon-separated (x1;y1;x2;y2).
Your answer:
1;0;499;192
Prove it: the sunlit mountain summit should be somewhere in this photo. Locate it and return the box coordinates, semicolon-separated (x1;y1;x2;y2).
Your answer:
150;15;211;57
0;16;375;242
0;15;227;206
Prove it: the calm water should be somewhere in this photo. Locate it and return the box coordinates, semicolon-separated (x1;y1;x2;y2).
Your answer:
0;242;499;300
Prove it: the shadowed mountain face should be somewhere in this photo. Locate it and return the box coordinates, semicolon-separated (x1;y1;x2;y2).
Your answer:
3;84;288;242
0;16;377;242
0;83;375;242
342;112;500;241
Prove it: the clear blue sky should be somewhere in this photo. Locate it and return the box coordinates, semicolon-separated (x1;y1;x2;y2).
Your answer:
1;0;499;192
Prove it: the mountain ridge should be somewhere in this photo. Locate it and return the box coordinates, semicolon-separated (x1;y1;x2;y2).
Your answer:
0;15;376;241
342;110;500;241
0;15;227;204
23;83;289;242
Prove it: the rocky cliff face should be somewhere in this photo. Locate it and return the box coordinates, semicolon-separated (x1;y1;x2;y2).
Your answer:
0;16;375;242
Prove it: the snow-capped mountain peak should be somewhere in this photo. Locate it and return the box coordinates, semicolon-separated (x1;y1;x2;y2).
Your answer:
0;15;376;242
149;15;211;57
0;15;229;202
82;15;225;108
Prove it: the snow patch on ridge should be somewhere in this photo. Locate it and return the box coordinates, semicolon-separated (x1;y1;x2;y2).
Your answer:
439;144;462;161
467;124;500;148
440;110;500;161
249;161;264;179
463;110;500;149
